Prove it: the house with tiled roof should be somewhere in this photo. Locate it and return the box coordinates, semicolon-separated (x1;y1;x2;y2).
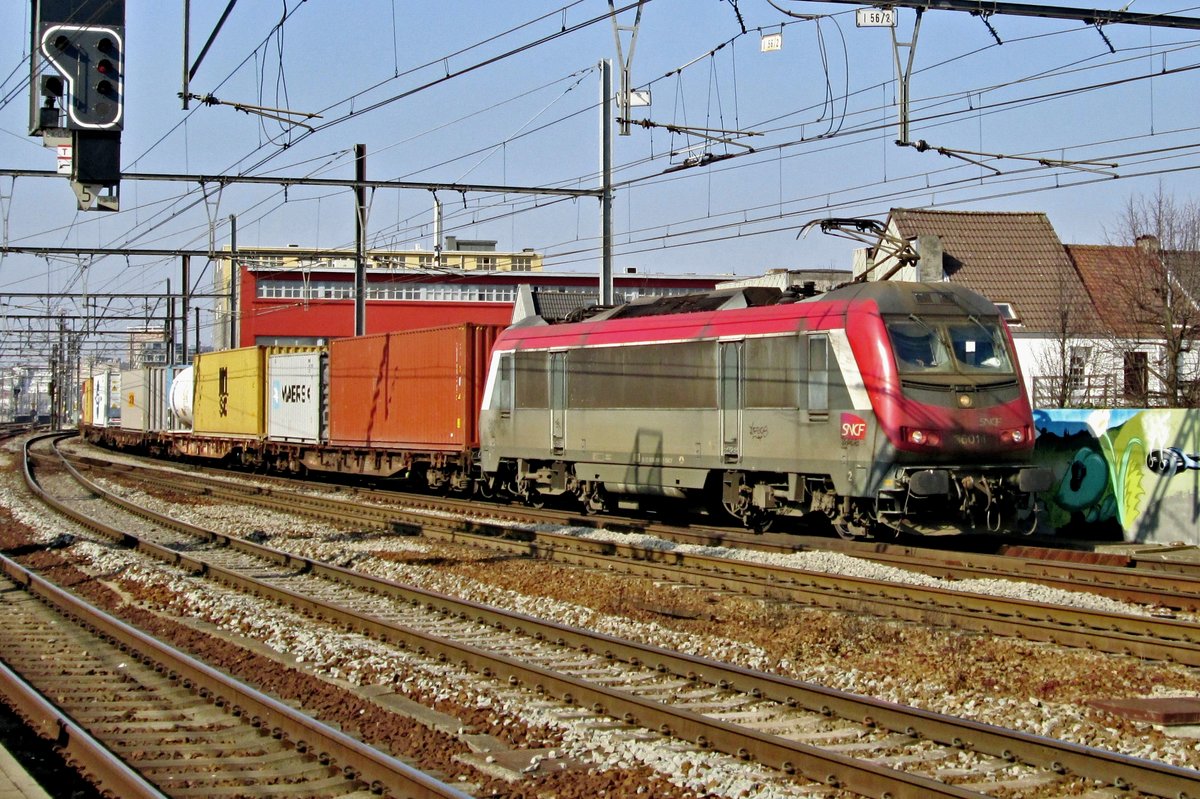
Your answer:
1067;238;1200;406
856;209;1097;331
855;208;1199;407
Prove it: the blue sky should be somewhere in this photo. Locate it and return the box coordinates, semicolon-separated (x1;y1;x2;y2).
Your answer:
2;1;1199;356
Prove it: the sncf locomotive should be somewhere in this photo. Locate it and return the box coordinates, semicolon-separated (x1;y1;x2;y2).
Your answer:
82;281;1052;538
478;281;1051;536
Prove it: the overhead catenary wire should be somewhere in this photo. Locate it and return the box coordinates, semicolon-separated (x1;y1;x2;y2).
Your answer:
14;3;1185;261
368;41;1200;255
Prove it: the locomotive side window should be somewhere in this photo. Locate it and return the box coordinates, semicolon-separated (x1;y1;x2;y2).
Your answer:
886;317;952;373
807;335;828;411
569;341;717;408
745;335;800;408
514;351;548;408
494;353;514;411
946;322;1014;373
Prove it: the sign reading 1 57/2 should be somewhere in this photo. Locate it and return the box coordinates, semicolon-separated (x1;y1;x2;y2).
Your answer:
856;7;897;27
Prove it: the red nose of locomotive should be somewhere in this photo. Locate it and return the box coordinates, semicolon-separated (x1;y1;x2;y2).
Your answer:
854;297;1037;462
895;398;1035;459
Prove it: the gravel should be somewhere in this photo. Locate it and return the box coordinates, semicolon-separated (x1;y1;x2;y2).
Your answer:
19;439;1200;786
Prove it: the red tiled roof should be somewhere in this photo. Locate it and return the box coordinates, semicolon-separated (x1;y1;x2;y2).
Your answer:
886;208;1103;335
1066;244;1178;340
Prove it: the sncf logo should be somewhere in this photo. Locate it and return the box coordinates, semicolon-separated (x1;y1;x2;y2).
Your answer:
840;413;868;440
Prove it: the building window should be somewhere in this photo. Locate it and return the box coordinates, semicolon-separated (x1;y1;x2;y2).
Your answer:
511;256;532;272
257;280;306;299
418;254;435;269
243;256;285;269
1123;351;1149;403
476;256;495;271
1068;346;1090;391
994;302;1021;326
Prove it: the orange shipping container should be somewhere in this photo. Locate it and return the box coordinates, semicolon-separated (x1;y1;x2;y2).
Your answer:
328;324;502;451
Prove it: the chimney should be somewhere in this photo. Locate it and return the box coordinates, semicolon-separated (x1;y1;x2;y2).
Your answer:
1135;234;1160;252
916;234;944;282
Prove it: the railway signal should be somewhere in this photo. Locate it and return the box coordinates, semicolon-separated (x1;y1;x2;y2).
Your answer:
39;24;124;131
29;0;125;212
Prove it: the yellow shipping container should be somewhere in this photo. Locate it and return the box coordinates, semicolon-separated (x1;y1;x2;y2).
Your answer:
80;377;94;427
193;345;319;438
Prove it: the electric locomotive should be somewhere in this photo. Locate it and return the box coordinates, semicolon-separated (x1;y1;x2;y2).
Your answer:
477;281;1052;537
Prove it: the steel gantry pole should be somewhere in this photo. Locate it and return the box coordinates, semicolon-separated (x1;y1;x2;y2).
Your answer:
354;144;367;337
600;60;614;307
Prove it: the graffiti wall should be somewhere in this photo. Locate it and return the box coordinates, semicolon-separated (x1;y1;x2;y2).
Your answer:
1033;409;1200;544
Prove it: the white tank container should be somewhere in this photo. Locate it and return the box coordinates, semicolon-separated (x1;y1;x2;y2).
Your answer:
169;365;194;429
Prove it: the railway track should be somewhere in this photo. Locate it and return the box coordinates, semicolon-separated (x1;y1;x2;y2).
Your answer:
0;546;470;798
66;440;1200;610
27;433;1200;798
64;443;1200;667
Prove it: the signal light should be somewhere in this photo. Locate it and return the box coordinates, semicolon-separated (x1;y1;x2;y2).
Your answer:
40;75;63;98
38;24;124;130
96;58;114;96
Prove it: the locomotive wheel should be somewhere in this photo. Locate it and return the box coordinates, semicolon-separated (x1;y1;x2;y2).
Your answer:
833;518;869;540
724;501;773;533
475;477;495;500
722;500;749;525
581;485;610;515
749;511;774;534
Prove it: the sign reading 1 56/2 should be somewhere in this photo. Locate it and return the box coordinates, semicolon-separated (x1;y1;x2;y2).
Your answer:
856;7;897;27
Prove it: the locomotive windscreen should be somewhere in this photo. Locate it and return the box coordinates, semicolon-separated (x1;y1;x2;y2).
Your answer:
886;314;1014;375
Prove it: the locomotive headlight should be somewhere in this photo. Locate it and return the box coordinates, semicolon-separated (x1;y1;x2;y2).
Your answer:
903;427;941;446
957;394;973;408
1000;427;1026;445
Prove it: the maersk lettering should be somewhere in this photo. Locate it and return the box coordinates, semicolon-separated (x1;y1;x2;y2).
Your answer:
280;384;311;403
